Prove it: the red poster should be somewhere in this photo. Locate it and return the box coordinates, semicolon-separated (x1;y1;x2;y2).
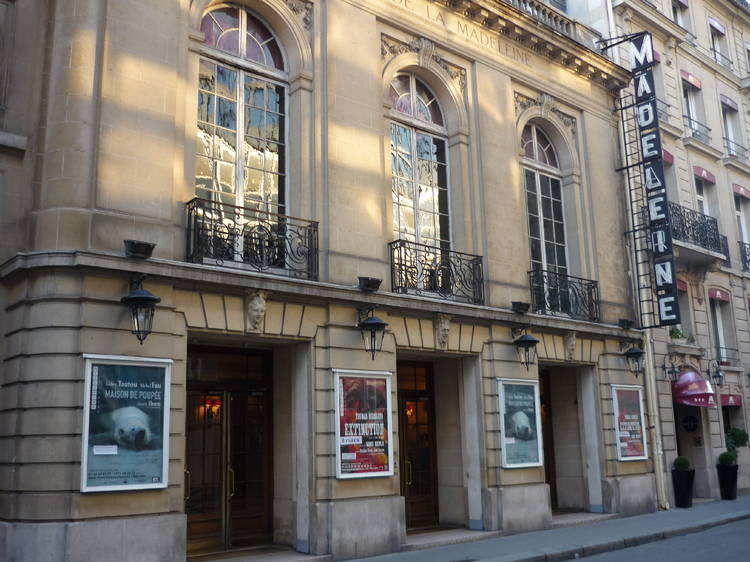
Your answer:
337;374;392;477
614;387;647;460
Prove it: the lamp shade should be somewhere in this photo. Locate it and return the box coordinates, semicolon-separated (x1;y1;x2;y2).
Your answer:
358;315;388;359
121;286;161;344
513;333;539;370
624;346;645;375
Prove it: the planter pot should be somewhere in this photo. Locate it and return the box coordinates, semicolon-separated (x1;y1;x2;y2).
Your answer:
671;468;695;508
716;464;739;500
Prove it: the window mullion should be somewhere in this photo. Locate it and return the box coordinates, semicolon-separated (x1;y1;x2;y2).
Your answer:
535;171;547;272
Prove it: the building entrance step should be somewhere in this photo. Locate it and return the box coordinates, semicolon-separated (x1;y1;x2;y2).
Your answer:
550;510;620;529
401;527;504;551
189;546;331;562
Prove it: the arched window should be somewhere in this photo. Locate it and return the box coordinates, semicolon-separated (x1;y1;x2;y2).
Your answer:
522;124;566;276
196;5;286;216
389;74;449;250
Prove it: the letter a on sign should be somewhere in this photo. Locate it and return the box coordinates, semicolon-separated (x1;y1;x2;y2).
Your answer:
635;72;655;102
630;33;654;72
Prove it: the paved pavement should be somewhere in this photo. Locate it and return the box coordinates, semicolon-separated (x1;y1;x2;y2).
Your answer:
350;495;750;562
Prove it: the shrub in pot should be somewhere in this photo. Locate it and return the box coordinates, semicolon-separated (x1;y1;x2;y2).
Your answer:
717;451;738;500
671;456;695;508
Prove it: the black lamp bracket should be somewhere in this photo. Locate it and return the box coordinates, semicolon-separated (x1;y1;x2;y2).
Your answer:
357;305;379;325
128;274;148;292
619;339;643;353
511;325;532;340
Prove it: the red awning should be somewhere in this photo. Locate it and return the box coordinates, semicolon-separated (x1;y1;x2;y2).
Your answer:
672;370;716;407
693;166;716;184
709;17;726;35
733;184;750;200
681;70;702;89
720;95;738;111
709;288;730;302
663;149;674;165
721;394;743;406
677;279;688;292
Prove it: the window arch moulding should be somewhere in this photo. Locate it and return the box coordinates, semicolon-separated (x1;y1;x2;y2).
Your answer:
189;0;313;79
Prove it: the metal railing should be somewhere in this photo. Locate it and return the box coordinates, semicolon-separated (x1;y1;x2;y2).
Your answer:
711;48;734;70
683;115;711;144
655;98;670;123
739;241;750;272
529;268;600;321
721;235;731;268
504;0;572;37
186;197;319;280
668;201;724;254
389;239;484;304
716;346;739;366
724;138;749;161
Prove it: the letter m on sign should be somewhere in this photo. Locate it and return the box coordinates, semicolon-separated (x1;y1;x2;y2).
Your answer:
630;33;654;72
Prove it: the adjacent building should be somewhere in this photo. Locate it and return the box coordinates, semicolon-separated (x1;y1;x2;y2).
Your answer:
0;1;683;560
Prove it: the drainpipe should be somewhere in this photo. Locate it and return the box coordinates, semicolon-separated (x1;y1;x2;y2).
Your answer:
643;331;670;510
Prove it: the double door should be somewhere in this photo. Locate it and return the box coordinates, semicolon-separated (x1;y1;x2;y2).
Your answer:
185;348;272;555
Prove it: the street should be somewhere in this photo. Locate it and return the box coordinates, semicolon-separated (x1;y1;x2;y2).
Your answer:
582;519;750;561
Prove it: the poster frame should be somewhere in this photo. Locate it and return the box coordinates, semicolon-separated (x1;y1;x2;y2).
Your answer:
333;369;394;479
81;354;172;492
498;378;544;468
611;384;649;461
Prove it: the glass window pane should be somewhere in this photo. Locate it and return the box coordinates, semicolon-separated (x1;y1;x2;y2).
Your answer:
199;60;216;92
244;136;263;169
215;129;236;162
217;98;236;130
245;107;264;138
216;66;237;99
197;124;214;157
217;162;235;194
198;92;214;123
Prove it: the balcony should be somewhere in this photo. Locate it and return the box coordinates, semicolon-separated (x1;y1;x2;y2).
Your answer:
186;197;319;280
655;98;670;123
504;0;573;38
739;241;750;272
711;48;734;70
716;346;739;366
529;268;600;322
667;201;728;265
683;116;711;144
724;138;749;162
389;239;484;304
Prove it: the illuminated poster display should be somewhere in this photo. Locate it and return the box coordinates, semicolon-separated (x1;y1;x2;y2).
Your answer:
334;370;393;478
81;355;172;492
612;385;648;461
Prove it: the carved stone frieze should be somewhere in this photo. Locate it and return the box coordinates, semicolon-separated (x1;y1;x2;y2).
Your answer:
564;332;577;361
381;35;467;91
285;0;312;30
245;289;270;332
434;313;452;350
513;92;577;140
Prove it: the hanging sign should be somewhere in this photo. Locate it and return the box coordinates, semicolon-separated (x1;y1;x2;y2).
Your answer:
612;385;648;461
334;370;394;478
81;355;172;492
498;379;543;468
630;32;680;326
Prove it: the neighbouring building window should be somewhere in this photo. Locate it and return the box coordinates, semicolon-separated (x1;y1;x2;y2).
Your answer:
682;79;707;142
676;282;693;339
695;176;709;215
196;5;286;215
709;17;732;69
671;0;689;30
736;195;749;244
389;74;449;250
522;124;567;277
709;291;736;364
721;97;744;158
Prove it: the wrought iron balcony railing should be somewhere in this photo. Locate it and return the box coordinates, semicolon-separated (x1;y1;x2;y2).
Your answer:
655;98;670;123
186;197;319;280
668;201;724;254
529;268;600;322
389;239;484;304
716;346;739;366
740;241;750;272
683;115;711;144
721;235;731;268
724;138;749;161
711;48;734;70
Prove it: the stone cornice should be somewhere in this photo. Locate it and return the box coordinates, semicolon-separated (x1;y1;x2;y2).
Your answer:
0;250;642;341
427;0;631;90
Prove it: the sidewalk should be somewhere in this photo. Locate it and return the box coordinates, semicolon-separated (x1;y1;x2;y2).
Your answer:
351;495;750;562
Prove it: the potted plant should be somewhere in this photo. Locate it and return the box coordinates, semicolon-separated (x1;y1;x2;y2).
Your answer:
717;451;739;500
668;326;687;345
671;456;695;508
726;427;749;452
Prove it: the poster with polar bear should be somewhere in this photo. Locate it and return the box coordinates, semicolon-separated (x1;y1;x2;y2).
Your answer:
499;379;543;468
81;355;171;492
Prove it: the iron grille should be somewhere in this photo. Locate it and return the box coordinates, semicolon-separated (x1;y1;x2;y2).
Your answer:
724;138;749;161
668;201;723;254
186;197;319;280
721;236;731;268
711;48;733;69
717;346;739;366
739;241;750;272
683;115;711;144
389;239;484;304
528;268;599;322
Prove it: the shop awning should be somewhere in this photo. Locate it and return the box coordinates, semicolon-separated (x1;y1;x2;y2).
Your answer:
672;370;716;407
721;394;743;406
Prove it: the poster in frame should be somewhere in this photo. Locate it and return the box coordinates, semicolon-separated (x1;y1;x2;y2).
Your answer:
612;384;649;461
81;354;172;492
334;369;394;479
498;378;544;468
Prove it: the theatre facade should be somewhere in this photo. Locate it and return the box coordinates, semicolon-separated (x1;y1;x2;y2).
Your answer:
0;1;655;560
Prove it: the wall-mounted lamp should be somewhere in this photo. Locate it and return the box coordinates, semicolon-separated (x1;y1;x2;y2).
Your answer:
707;359;724;387
357;276;382;293
662;353;681;381
511;301;530;314
622;343;645;377
121;275;161;344
512;328;539;370
358;306;388;360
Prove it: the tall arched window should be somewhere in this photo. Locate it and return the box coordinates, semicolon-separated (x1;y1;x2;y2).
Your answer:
389;74;449;250
522;124;567;276
196;5;286;216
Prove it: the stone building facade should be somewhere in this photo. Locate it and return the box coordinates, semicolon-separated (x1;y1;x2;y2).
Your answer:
0;1;657;560
611;0;750;503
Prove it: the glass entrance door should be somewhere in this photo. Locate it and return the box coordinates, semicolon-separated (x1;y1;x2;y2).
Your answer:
185;347;272;555
397;362;438;529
